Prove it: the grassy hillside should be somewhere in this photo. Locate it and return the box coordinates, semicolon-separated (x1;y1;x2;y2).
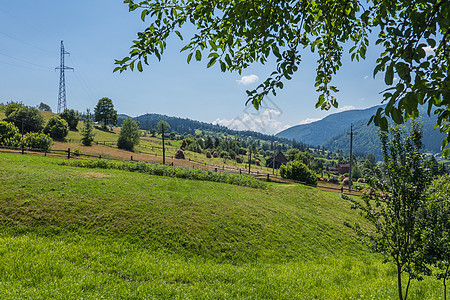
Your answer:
0;152;441;298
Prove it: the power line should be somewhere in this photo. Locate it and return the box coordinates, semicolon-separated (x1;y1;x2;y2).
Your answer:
0;31;57;55
0;51;52;70
0;7;55;39
0;60;51;72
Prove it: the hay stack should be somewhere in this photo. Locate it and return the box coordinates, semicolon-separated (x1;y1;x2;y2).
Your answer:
206;151;212;158
180;139;187;149
342;177;349;185
255;159;261;166
236;156;243;163
357;178;365;183
175;149;185;159
213;151;219;158
338;175;346;182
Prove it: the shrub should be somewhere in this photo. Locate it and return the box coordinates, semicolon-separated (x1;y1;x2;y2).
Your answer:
219;151;228;158
23;132;52;151
43;116;69;140
0;121;21;147
280;161;317;185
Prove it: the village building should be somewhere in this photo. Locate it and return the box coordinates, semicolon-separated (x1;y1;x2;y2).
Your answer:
266;152;288;169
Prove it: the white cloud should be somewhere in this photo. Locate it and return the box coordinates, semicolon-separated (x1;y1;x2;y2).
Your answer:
213;108;289;135
423;46;436;56
364;75;369;80
297;118;321;125
393;77;398;82
236;74;259;85
337;105;356;112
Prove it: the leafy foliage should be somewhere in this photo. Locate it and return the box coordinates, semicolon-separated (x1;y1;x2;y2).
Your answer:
117;117;140;151
23;132;52;151
60;159;266;189
37;102;52;112
116;0;449;146
343;122;430;300
417;175;450;299
0;121;21;147
5;102;24;117
59;109;81;131
5;105;44;133
43;116;69;140
94;97;118;129
280;161;317;185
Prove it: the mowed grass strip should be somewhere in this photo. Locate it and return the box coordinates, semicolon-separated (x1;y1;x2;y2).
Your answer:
0;152;442;299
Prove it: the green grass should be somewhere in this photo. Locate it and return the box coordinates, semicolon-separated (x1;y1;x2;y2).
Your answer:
0;152;443;298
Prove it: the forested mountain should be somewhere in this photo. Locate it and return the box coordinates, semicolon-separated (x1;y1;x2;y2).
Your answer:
276;106;382;145
118;113;294;144
277;105;445;158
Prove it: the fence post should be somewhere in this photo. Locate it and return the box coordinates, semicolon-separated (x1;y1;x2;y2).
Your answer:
131;156;133;161
239;169;241;174
44;151;47;157
67;148;70;159
267;174;270;182
99;155;101;159
215;168;217;172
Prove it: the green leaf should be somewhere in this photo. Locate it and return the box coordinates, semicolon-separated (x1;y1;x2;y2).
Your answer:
379;117;388;131
137;61;143;72
391;108;403;124
174;30;183;41
195;50;202;61
187;53;193;64
395;62;410;81
385;65;394;85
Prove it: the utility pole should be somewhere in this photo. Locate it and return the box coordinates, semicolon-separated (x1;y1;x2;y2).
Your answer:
56;41;73;114
347;124;357;192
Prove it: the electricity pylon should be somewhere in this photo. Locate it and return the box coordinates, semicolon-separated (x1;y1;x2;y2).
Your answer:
56;40;73;114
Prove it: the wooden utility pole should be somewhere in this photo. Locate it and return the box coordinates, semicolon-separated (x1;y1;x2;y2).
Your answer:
348;124;357;192
162;126;166;165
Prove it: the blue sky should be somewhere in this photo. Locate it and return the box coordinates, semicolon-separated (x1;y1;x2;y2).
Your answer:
0;1;389;134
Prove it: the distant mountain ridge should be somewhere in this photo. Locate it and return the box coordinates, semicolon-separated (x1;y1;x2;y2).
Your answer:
276;106;382;145
276;105;445;158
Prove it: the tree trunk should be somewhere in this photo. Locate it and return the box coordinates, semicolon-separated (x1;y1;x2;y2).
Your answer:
397;264;403;300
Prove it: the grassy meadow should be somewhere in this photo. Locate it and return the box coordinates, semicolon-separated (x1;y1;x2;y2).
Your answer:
0;152;443;299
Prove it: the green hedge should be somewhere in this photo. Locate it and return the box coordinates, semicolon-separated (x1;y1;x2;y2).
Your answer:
60;159;266;189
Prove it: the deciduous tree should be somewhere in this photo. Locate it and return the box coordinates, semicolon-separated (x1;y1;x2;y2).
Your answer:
94;97;118;130
60;109;81;131
115;0;449;152
343;122;430;300
117;117;140;151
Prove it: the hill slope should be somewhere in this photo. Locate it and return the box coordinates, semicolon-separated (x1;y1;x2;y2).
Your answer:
0;152;441;298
